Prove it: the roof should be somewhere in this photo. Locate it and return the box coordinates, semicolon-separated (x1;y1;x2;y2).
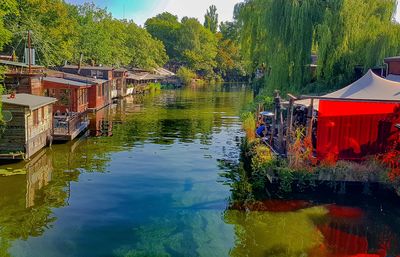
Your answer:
2;94;57;110
43;77;91;87
296;70;400;110
63;65;114;71
384;56;400;62
0;59;44;69
127;72;165;81
62;73;107;84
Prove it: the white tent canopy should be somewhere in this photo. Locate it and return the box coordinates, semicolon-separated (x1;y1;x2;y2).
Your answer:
296;70;400;110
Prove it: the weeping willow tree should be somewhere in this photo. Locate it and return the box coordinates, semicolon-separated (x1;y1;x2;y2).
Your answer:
238;0;400;93
238;0;324;93
316;0;400;91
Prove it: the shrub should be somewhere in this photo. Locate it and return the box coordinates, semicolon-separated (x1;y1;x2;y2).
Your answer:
251;144;275;173
177;67;196;85
241;112;256;142
148;82;161;91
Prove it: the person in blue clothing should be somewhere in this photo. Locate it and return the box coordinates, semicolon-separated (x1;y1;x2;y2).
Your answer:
256;123;266;137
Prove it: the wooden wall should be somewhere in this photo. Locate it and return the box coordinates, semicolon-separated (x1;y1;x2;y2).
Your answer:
386;60;400;75
0;104;27;154
26;105;53;158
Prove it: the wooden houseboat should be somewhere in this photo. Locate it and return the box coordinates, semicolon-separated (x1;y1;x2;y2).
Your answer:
0;60;45;95
42;76;91;141
49;71;112;112
0;94;57;160
113;68;128;98
61;65;114;103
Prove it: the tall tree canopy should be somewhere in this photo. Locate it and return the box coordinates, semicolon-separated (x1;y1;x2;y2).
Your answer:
238;0;400;93
145;12;181;61
204;5;218;33
2;1;167;68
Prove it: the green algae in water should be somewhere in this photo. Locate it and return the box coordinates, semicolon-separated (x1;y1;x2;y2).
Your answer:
224;206;328;257
0;168;27;176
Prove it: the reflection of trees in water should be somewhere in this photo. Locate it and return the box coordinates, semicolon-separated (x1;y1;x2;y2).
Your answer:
0;85;254;257
224;207;327;257
0;150;79;257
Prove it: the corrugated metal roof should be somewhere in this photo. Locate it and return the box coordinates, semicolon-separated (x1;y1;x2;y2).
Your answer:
63;65;114;71
2;94;57;110
0;59;44;68
43;77;91;87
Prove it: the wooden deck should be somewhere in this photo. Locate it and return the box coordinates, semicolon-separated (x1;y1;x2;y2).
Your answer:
53;112;90;141
0;152;25;160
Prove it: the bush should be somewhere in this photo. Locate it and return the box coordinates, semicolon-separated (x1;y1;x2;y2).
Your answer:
177;67;196;85
241;112;256;142
148;82;161;91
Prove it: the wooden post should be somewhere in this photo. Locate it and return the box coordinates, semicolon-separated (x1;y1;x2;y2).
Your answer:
306;98;314;138
28;30;32;74
286;97;295;151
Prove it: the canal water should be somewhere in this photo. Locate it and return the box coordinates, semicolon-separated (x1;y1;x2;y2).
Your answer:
1;85;400;257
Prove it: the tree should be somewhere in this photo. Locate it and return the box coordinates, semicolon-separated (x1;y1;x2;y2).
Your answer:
176;17;218;76
237;0;400;93
5;0;79;66
145;12;181;61
125;21;168;69
204;5;218;33
0;0;18;123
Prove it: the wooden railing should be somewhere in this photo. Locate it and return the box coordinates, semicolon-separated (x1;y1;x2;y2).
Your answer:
53;112;88;136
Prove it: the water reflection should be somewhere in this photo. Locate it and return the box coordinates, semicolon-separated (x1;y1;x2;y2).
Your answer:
1;84;400;257
0;84;253;257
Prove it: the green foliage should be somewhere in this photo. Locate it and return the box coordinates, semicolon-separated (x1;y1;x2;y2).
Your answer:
204;5;218;33
224;207;327;257
241;112;256;141
238;0;400;93
177;18;218;76
125;22;168;69
148;82;161;92
3;1;166;68
145;12;182;60
176;67;196;85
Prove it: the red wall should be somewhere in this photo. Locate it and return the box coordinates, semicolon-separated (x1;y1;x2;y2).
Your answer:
88;83;110;111
43;81;88;113
317;100;400;160
387;60;400;75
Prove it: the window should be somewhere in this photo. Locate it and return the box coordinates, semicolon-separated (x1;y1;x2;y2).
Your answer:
41;107;45;122
33;110;39;126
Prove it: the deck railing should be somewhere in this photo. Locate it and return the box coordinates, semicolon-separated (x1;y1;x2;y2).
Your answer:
53;112;88;136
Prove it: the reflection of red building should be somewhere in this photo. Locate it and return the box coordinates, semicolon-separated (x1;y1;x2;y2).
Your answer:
89;106;113;137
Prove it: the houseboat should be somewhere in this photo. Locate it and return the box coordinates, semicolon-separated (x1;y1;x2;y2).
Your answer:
42;76;91;141
113;68;128;98
0;60;45;96
60;65;114;110
0;94;57;160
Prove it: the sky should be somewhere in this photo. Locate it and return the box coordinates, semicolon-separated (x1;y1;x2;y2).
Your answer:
66;0;240;25
66;0;400;25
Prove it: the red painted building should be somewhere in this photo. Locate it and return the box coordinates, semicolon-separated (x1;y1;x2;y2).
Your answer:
296;69;400;160
43;77;90;113
0;60;45;96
